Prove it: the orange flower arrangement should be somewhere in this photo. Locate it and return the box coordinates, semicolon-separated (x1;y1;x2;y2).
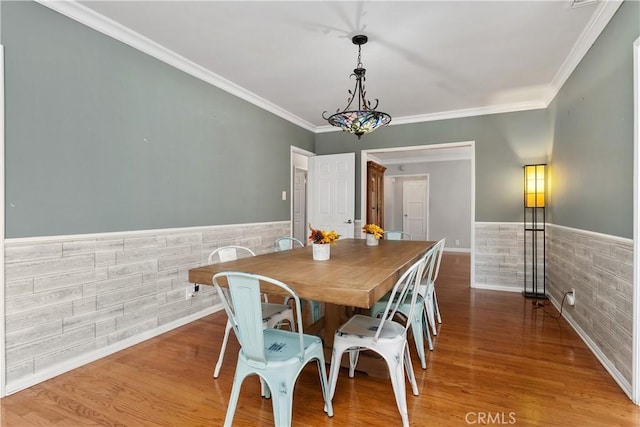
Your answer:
308;224;340;244
362;223;384;239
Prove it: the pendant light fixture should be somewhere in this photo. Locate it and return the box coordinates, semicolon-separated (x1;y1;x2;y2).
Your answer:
323;35;391;139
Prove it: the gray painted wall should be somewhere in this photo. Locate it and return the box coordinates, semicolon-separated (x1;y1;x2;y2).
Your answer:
315;110;552;223
2;1;314;238
384;160;472;248
4;0;637;242
548;0;639;239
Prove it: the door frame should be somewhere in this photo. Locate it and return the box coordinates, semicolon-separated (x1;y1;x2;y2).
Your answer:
361;141;475;285
290;146;315;241
632;36;639;405
0;45;6;398
292;167;307;244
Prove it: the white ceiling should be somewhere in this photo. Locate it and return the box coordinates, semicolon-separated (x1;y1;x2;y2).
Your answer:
50;1;620;135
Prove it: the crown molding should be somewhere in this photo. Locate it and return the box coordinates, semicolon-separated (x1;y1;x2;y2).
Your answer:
316;100;547;134
37;0;621;136
36;0;316;133
546;0;623;105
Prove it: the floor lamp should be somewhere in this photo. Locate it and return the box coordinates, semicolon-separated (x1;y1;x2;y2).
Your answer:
523;164;546;298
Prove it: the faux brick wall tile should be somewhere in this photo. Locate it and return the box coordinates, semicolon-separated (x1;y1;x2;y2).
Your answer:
2;221;292;389
547;224;632;385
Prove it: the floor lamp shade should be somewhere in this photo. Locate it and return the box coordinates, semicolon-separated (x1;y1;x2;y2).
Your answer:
524;164;545;208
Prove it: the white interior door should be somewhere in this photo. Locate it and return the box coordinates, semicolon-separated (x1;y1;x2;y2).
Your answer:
403;179;428;240
308;153;355;238
293;167;307;243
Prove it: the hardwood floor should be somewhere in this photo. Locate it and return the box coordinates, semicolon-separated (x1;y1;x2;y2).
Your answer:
2;253;639;426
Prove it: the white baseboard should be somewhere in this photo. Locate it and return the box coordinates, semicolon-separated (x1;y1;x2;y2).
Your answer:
472;283;521;292
444;247;471;253
5;305;222;395
547;294;633;400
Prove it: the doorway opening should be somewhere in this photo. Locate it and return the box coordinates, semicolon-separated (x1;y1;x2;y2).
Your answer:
291;146;314;244
383;174;430;240
361;141;475;283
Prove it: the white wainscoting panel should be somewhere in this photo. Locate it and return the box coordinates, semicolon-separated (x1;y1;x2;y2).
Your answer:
4;221;290;393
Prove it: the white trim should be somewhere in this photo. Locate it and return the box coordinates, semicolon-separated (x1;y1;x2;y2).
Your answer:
316;102;547;133
470;144;476;287
6;220;290;244
5;305;222;395
546;223;633;245
0;44;6;398
38;1;621;134
444;247;471;254
548;292;633;400
632;35;640;405
474;221;521;225
472;283;521;293
290;146;315;157
289;146;315;242
35;0;315;133
477;221;634;245
546;0;624;106
379;155;471;165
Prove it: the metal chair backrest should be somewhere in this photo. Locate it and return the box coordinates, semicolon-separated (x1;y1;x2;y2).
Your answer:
373;245;437;342
274;237;304;252
208;245;255;264
430;238;446;283
384;231;412;240
213;272;305;368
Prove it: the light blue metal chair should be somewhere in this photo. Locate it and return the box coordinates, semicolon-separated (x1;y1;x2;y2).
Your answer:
369;247;436;369
383;230;413;240
209;246;295;379
213;272;333;427
421;238;446;336
370;239;443;367
273;236;304;251
273;237;322;323
327;246;436;427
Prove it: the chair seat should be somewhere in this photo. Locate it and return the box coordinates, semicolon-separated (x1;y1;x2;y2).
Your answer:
255;329;323;363
336;314;406;342
370;292;430;369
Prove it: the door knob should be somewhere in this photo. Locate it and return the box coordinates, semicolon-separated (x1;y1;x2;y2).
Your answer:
345;219;353;224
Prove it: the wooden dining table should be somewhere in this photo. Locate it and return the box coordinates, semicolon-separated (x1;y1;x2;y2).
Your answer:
188;238;434;375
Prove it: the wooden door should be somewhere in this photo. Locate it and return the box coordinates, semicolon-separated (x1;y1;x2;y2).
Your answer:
366;161;386;227
403;179;428;240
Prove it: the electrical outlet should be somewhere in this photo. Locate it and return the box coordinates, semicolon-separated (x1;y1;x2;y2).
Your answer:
567;288;576;306
185;287;194;300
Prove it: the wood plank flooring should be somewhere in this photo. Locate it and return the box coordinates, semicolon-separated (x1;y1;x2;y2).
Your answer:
1;253;639;426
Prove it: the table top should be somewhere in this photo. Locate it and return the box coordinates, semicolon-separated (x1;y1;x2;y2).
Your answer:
188;238;434;308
